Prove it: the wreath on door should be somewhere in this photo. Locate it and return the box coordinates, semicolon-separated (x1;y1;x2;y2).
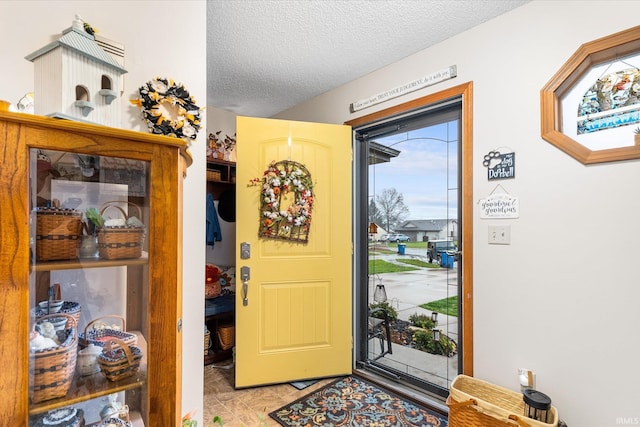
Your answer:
254;160;314;242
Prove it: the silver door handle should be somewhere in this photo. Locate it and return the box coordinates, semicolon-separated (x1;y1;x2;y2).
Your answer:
241;266;250;306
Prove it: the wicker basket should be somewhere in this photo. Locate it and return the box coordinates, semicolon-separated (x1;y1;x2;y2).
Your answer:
206;170;222;181
98;417;130;427
97;202;145;260
97;338;142;382
217;324;235;350
79;315;137;349
447;375;558;427
35;208;83;261
204;328;212;356
29;314;78;403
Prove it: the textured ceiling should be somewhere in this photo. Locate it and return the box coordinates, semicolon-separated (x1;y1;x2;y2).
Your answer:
207;0;529;118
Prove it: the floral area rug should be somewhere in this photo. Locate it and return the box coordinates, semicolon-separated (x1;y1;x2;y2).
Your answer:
270;376;448;426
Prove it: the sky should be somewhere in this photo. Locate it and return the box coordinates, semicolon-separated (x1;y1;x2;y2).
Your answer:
368;120;459;222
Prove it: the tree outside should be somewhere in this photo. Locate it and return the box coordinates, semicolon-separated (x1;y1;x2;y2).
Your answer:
373;188;409;232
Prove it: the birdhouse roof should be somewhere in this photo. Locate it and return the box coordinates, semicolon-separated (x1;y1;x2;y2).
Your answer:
25;18;127;74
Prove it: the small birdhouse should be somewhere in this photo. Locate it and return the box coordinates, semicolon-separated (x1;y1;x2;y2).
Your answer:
25;14;127;127
368;222;378;234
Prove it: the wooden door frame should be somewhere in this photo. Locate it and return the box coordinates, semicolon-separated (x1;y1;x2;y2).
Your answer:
346;81;473;377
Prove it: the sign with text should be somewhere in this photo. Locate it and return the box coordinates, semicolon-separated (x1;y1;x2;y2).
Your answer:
350;65;457;112
479;193;519;219
485;151;515;181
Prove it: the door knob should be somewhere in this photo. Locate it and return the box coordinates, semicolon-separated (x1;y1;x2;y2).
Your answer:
241;266;250;306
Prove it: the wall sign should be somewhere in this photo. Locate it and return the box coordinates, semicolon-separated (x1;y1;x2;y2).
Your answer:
350;65;457;112
479;192;519;219
484;151;515;181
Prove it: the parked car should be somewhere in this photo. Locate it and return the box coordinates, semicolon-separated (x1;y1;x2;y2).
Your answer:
427;239;457;263
387;233;410;242
378;234;389;242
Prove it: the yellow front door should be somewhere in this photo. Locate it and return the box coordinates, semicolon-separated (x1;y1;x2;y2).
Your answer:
235;116;352;388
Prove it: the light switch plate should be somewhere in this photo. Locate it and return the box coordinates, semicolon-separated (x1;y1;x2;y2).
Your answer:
488;225;511;244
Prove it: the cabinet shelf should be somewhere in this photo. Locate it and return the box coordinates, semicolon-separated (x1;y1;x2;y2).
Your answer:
206;157;236;184
204;295;235;364
34;253;149;272
29;332;147;417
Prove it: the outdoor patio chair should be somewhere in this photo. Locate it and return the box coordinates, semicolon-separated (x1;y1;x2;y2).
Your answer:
368;307;393;360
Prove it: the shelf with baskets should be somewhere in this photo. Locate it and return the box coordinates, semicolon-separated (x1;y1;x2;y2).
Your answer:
0;112;189;426
206;157;236;184
204;157;236;366
29;330;147;416
204;295;235;364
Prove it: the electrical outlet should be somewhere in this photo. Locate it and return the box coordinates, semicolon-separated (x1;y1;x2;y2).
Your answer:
488;225;511;245
518;368;536;391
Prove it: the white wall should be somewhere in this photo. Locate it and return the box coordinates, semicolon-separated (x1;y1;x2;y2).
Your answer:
274;2;640;426
0;2;207;425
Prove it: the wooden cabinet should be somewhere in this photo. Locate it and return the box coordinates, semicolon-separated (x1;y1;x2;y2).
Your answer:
0;112;190;426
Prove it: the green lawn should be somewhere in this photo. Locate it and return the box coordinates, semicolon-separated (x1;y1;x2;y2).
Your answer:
369;249;397;255
420;296;458;317
396;258;439;268
378;241;428;249
368;259;418;274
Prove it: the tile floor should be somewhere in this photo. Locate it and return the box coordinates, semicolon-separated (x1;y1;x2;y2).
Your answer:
202;360;449;427
202;361;336;427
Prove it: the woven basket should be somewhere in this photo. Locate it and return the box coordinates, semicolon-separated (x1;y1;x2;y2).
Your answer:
204;329;212;356
29;313;78;403
217;324;235;350
207;170;222;181
447;375;558;427
79;315;137;349
97;338;142;382
98;417;130;427
35;208;83;261
97;202;145;260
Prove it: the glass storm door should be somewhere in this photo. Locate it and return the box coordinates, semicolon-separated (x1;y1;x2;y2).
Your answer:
354;97;464;399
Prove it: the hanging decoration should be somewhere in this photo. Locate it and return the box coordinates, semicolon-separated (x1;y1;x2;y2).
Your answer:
130;77;202;140
250;160;314;243
207;131;236;160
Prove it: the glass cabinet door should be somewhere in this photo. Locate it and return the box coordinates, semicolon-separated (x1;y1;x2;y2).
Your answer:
28;148;150;426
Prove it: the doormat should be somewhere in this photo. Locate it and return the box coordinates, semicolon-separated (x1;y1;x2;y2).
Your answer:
289;379;319;390
270;376;448;426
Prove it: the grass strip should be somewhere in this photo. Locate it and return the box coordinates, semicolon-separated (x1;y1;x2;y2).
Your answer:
420;295;458;317
368;259;418;274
